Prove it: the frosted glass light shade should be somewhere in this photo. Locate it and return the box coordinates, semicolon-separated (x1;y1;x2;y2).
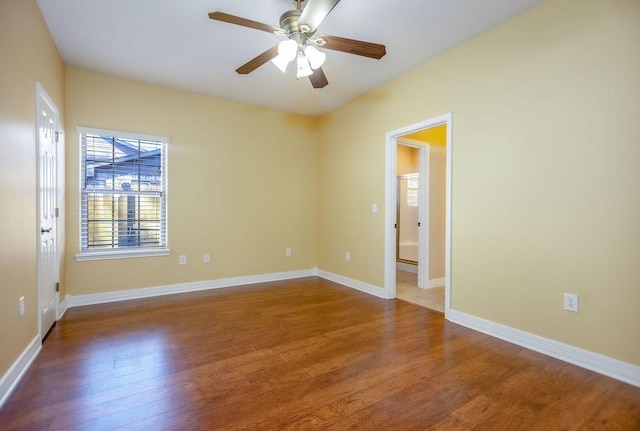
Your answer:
304;45;326;70
278;40;297;60
271;55;291;73
296;53;313;78
271;40;298;73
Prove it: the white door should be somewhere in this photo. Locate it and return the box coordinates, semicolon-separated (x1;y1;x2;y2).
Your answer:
37;83;59;339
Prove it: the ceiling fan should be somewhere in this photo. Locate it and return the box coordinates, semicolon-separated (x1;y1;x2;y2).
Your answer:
208;0;386;88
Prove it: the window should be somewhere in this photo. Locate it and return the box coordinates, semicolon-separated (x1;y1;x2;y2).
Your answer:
76;127;168;260
406;175;419;207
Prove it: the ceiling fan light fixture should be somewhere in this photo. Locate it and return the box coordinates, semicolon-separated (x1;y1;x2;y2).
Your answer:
271;54;291;73
296;52;313;78
304;45;326;70
271;39;298;73
209;0;387;88
278;39;298;60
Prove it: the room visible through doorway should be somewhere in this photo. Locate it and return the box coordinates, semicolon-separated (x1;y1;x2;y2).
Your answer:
384;114;452;316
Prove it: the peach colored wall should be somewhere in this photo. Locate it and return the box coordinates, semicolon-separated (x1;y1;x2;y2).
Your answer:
318;0;640;366
0;0;65;380
397;145;418;175
64;67;318;296
428;144;446;280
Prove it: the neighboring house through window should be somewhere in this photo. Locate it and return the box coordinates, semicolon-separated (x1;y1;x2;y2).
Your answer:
76;127;169;260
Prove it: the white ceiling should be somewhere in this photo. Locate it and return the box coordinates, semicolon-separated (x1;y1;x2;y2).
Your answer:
36;0;545;117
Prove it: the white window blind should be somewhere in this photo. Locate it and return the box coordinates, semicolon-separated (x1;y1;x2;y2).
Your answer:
78;128;168;259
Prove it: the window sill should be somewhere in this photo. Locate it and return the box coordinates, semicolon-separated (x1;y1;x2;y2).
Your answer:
75;249;171;262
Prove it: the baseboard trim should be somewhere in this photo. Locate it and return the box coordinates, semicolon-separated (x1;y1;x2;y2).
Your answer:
396;262;417;273
317;270;389;299
428;277;445;288
58;295;68;319
67;268;319;307
448;309;640;388
0;335;41;408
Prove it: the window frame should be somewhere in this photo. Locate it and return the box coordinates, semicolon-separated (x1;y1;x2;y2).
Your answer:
75;127;170;261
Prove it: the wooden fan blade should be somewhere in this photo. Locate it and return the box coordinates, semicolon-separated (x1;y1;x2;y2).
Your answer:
299;0;341;33
309;68;329;88
314;35;386;59
236;45;279;75
209;12;284;35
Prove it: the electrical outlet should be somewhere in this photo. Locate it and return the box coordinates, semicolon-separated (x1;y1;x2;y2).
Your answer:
564;293;579;312
345;251;351;261
285;248;292;257
203;253;210;264
19;297;25;318
179;255;187;265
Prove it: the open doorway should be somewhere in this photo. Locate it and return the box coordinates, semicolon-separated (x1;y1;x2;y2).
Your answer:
395;137;446;312
384;114;452;317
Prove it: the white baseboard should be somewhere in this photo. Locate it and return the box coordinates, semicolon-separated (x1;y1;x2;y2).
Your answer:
67;268;318;307
317;269;389;299
448;309;640;389
396;262;417;273
316;270;441;299
0;335;41;408
428;277;445;288
394;263;444;287
58;295;68;319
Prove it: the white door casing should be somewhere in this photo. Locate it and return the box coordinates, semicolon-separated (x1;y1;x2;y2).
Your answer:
385;113;452;318
36;83;59;339
418;145;429;289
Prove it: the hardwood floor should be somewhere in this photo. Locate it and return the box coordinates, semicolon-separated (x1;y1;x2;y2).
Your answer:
1;277;639;430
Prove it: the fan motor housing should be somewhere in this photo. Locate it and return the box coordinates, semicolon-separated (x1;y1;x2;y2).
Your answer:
279;10;302;33
280;9;309;44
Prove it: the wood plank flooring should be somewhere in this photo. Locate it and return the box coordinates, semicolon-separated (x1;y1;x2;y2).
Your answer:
1;277;639;430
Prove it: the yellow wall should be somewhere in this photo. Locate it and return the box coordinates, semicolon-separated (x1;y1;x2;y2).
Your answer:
64;67;318;295
397;145;418;175
317;107;386;285
3;0;639;389
428;144;446;280
318;0;640;365
0;0;65;377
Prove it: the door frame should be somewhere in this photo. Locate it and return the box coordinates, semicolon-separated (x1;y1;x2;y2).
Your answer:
36;82;61;339
384;113;452;318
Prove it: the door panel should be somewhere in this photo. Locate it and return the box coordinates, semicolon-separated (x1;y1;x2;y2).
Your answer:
37;83;58;339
